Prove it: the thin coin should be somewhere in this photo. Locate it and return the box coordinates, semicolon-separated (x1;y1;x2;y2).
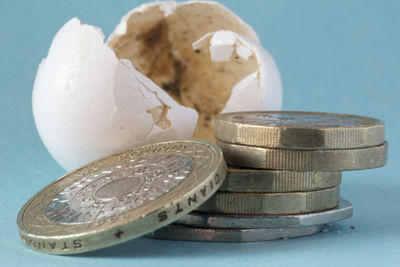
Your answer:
219;168;341;192
146;224;323;242
176;198;352;228
217;140;388;171
196;186;339;215
215;111;385;149
17;140;226;254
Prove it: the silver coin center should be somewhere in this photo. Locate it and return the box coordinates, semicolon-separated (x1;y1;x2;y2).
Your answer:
94;175;145;200
45;153;192;224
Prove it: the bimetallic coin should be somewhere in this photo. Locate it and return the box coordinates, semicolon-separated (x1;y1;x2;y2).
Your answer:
146;224;323;242
17;140;226;254
215;111;385;149
196;186;339;215
217;140;388;171
219;168;341;192
176;198;352;228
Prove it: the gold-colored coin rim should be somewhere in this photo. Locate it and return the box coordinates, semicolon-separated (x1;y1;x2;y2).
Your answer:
196;186;340;215
215;111;385;149
17;140;227;255
217;140;388;171
220;168;341;192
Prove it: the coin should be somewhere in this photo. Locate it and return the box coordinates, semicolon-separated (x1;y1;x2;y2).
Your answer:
176;198;352;228
214;111;385;149
146;224;323;242
17;140;226;254
217;140;388;171
196;186;339;215
219;168;341;192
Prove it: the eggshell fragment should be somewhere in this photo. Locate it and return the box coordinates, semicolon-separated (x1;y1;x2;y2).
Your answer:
192;30;282;113
33;18;197;171
108;1;282;141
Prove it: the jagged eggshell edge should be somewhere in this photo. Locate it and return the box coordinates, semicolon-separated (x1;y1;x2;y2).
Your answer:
33;18;198;171
192;30;282;112
108;1;259;44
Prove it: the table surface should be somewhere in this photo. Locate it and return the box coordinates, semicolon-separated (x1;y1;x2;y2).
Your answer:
1;0;399;266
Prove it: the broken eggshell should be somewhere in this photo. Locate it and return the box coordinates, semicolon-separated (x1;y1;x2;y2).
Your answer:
33;18;198;171
108;1;282;141
33;1;282;171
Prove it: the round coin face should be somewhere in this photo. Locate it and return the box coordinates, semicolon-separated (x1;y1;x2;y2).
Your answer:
17;140;226;254
215;111;385;149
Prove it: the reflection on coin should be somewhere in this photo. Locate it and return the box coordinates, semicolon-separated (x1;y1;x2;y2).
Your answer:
17;140;226;254
215;111;385;149
219;168;341;192
176;199;352;228
196;187;339;215
146;224;323;242
217;140;388;171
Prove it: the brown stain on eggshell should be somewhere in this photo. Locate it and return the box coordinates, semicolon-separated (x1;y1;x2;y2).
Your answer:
146;104;172;129
109;2;259;142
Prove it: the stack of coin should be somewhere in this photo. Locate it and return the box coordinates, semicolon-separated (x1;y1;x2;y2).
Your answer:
149;111;387;242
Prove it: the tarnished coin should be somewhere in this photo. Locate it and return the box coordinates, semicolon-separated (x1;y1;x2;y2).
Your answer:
219;168;341;192
196;186;339;215
176;198;352;229
146;224;323;242
217;140;388;171
215;111;385;149
17;140;226;254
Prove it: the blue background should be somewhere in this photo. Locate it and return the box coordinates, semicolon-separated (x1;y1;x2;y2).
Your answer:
1;0;399;266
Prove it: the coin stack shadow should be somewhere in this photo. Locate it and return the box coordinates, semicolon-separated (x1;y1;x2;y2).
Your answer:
150;111;387;242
